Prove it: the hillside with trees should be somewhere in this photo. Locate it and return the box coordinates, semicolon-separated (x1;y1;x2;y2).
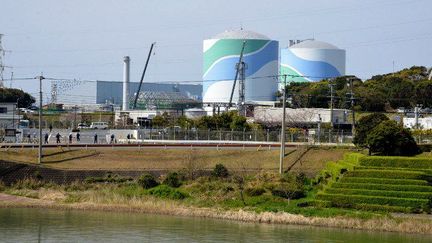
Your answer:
285;66;432;112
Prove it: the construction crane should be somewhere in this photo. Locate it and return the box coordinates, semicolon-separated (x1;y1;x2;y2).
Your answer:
133;42;156;109
228;41;247;111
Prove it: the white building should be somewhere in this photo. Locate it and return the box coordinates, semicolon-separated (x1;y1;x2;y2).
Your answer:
403;117;432;130
0;102;23;129
253;107;350;126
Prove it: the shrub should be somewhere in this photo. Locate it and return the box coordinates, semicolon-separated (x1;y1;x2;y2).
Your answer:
137;173;159;189
245;187;265;197
163;172;182;188
271;183;306;200
212;164;229;178
332;182;432;192
316;193;428;208
339;177;429;186
359;156;432;169
324;188;432;199
346;169;429;180
147;185;187;200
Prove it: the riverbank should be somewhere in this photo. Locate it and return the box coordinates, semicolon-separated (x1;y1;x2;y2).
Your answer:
0;192;431;235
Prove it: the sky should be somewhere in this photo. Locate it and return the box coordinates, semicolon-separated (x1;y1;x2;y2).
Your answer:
1;0;431;102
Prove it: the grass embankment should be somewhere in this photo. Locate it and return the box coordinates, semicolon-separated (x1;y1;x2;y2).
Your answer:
0;147;348;173
313;154;432;213
0;173;431;234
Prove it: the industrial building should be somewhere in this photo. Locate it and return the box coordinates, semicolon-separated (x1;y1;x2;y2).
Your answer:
253;107;350;126
280;40;346;82
55;80;202;106
202;30;279;104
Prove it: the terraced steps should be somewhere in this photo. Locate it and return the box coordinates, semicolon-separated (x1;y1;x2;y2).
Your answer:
309;153;432;213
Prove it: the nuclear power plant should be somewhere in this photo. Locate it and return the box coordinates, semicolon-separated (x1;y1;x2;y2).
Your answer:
202;30;279;104
50;29;346;121
280;40;346;82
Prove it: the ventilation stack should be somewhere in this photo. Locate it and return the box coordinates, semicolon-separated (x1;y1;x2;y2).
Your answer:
122;56;130;111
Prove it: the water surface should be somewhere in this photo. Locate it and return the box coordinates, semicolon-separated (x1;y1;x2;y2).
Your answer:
0;208;430;242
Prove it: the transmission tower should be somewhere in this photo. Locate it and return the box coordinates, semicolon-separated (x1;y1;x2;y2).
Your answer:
51;81;58;104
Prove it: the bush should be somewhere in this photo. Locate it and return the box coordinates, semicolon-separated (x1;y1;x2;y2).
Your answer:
147;185;187;200
271;183;306;200
163;172;182;188
137;173;159;189
316;193;428;208
324;188;432;199
366;120;420;156
245;187;265;197
331;182;432;192
359;156;432;169
212;164;229;178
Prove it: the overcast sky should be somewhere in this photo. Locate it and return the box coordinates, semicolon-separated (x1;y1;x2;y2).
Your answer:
1;0;431;100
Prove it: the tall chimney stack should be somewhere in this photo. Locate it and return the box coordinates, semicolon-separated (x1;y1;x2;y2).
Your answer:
122;56;130;111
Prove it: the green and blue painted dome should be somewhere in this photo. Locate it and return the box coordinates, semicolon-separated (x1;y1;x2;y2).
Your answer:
203;30;279;103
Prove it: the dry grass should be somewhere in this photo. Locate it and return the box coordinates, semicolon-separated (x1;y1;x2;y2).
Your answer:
0;190;430;234
0;147;350;175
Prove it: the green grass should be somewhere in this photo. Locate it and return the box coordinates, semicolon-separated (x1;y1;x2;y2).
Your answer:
310;153;432;213
331;182;432;192
316;193;428;208
324;188;432;199
339;177;430;186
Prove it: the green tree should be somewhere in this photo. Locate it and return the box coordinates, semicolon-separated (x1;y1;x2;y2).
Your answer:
366;120;419;156
0;88;35;108
353;113;389;148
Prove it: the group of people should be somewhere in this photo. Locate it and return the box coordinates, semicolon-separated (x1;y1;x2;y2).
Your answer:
44;132;81;144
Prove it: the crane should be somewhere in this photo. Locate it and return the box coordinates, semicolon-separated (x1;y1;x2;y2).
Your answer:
133;42;156;109
228;41;247;110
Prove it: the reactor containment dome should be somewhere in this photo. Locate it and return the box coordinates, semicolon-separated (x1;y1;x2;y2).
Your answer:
280;40;346;82
203;30;279;103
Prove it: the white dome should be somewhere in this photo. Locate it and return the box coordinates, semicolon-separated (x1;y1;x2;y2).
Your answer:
211;29;270;40
290;40;340;50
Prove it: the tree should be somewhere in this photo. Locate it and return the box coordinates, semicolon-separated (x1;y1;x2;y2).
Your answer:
353;113;389;148
366;120;419;156
0;88;35;108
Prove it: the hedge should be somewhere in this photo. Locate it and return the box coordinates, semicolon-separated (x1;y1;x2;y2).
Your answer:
324;188;432;199
354;166;432;174
346;169;431;180
359;156;432;169
306;200;413;213
343;153;365;164
331;182;432;192
339;177;429;186
316;193;428;208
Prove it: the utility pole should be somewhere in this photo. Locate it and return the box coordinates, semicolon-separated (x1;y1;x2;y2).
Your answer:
279;74;287;174
347;77;356;135
36;75;45;164
328;79;335;129
73;105;78;130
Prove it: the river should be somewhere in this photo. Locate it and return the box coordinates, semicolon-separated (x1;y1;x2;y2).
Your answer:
0;208;430;242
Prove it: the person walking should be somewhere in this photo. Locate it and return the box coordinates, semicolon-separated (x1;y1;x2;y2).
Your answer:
56;133;61;144
110;134;115;144
68;133;73;144
76;132;80;142
49;124;53;133
44;133;49;144
94;133;98;144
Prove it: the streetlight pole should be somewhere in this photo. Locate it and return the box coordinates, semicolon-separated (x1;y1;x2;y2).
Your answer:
279;74;287;174
37;75;44;164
